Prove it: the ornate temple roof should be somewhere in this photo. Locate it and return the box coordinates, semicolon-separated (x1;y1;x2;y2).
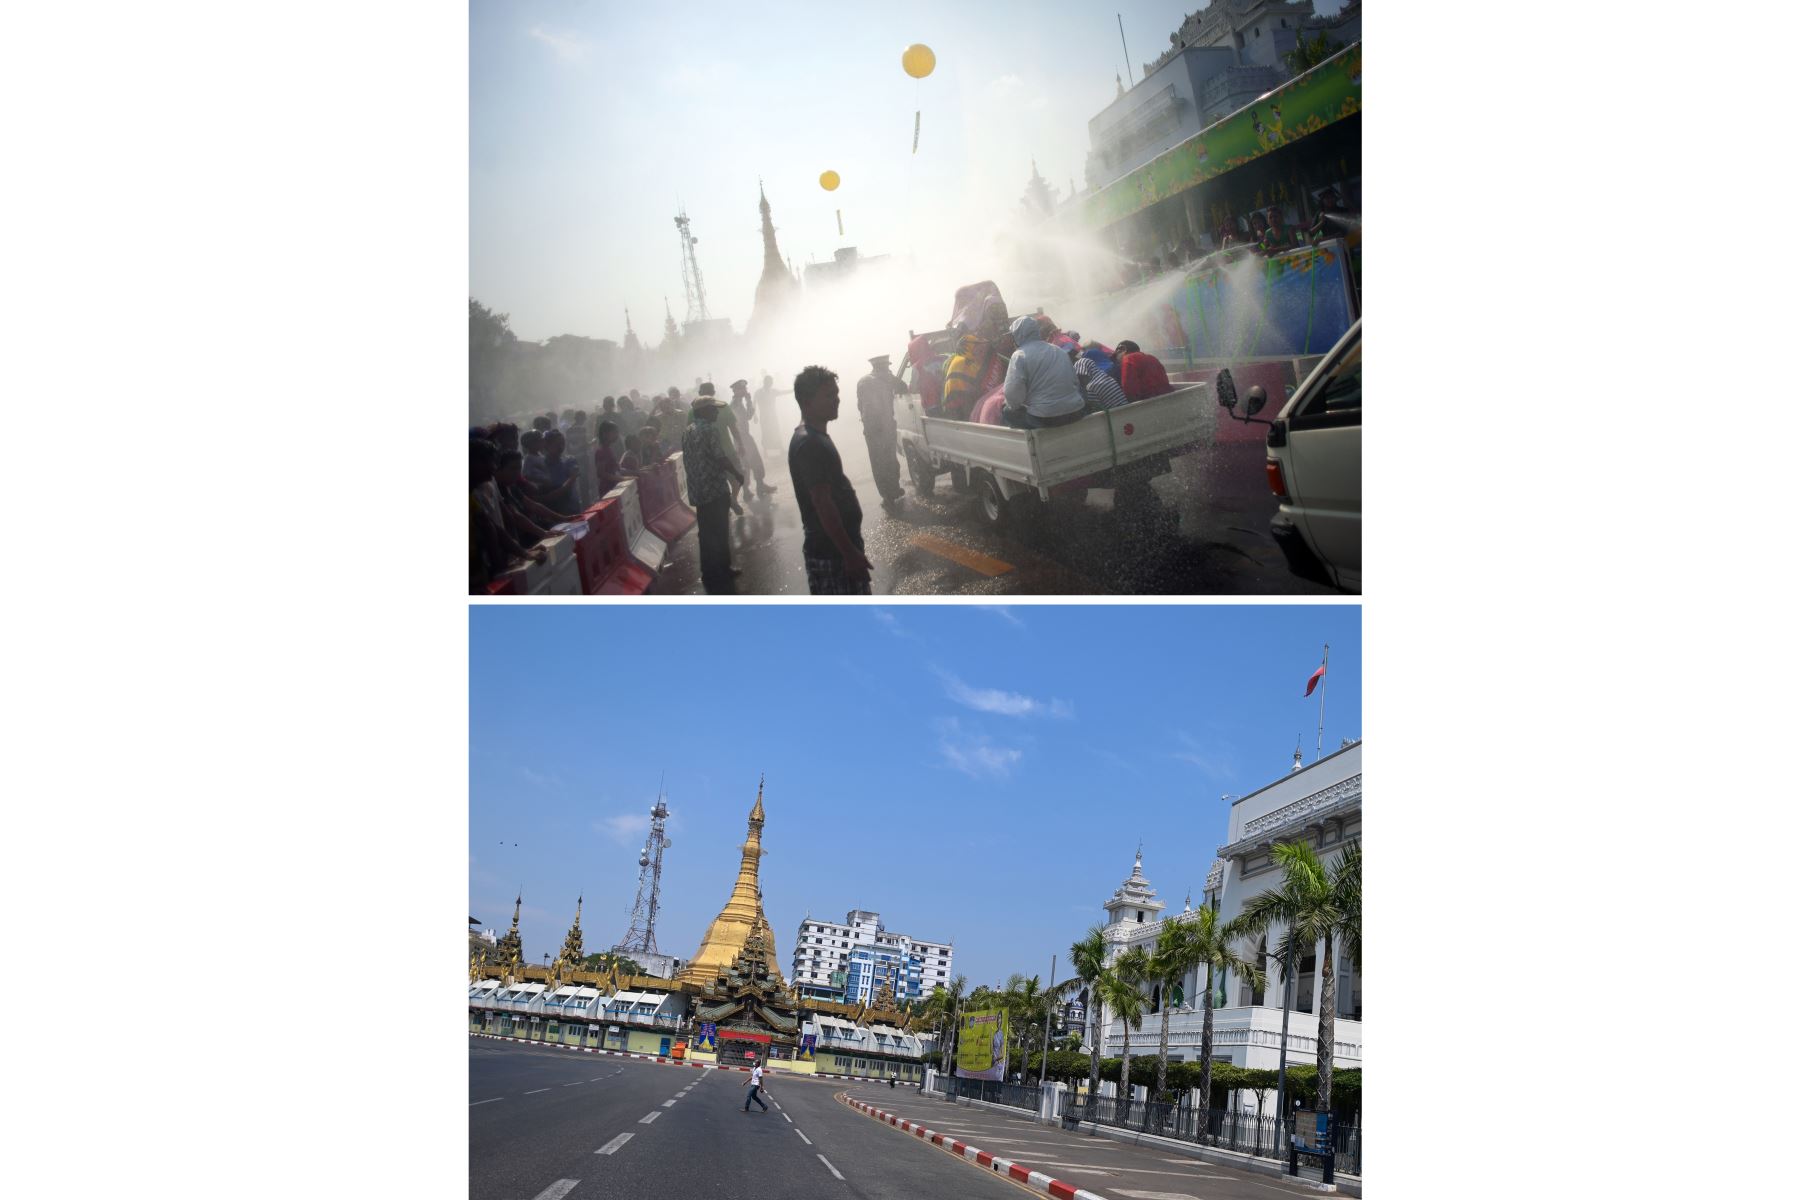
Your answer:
1106;846;1166;915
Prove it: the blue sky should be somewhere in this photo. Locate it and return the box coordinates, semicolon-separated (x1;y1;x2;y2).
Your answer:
471;1;1345;343
470;603;1360;990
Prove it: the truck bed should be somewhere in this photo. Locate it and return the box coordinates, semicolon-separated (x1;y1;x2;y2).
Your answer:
907;382;1216;491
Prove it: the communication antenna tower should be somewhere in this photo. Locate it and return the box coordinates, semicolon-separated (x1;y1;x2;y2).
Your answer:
617;781;672;955
673;206;710;324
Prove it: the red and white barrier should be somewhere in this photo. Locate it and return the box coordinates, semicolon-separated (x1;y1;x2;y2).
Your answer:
605;478;667;574
641;455;696;544
561;500;654;595
492;531;581;595
842;1096;1107;1200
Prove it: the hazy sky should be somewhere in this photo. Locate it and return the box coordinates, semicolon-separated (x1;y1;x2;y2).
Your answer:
470;603;1361;990
470;1;1344;344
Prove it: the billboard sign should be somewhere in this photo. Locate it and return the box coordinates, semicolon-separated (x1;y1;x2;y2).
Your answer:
956;1008;1009;1081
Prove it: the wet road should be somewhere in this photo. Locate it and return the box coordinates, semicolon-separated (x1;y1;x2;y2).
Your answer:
660;404;1334;596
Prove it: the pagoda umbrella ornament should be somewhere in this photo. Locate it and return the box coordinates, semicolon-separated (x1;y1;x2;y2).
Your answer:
902;43;935;153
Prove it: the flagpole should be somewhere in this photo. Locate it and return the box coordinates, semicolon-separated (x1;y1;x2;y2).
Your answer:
1315;644;1328;761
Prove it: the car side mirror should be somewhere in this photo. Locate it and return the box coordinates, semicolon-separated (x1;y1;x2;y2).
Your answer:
1215;367;1238;411
1245;386;1267;417
1284;383;1296;399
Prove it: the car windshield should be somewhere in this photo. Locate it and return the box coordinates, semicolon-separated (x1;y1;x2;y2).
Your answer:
1303;341;1361;416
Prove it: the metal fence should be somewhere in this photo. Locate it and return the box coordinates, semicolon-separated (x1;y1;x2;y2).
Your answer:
941;1076;1041;1113
1064;1095;1361;1177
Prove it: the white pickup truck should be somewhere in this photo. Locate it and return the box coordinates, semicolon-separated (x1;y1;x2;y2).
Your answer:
893;340;1215;528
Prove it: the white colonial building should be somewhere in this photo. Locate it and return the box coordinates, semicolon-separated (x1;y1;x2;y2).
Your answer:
1091;740;1362;1095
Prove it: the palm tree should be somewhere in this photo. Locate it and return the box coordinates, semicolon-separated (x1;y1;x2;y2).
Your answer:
1147;918;1200;1100
1185;905;1265;1119
1104;946;1151;1105
1233;840;1360;1111
1069;927;1110;1106
923;974;966;1073
1003;972;1043;1081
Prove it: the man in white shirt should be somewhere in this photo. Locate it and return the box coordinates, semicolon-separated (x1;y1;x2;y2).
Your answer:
741;1061;770;1112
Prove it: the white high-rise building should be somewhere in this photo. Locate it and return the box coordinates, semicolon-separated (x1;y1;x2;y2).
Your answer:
790;908;954;1005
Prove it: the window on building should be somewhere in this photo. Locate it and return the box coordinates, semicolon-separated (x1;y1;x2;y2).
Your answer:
1242;937;1268;1006
1295;947;1318;1013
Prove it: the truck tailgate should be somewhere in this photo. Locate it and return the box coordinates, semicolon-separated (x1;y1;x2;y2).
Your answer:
915;382;1215;488
1033;382;1216;487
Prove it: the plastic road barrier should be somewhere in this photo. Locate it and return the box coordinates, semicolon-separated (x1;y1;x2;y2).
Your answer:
642;458;697;543
492;531;581;595
563;499;654;595
605;478;668;575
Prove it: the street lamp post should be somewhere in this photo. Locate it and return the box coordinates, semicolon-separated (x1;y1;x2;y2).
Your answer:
1038;954;1057;1088
1274;941;1295;1130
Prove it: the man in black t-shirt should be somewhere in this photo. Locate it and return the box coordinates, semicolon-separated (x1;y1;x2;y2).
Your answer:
787;365;874;595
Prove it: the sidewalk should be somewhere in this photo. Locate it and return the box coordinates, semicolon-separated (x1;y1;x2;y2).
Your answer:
841;1082;1353;1200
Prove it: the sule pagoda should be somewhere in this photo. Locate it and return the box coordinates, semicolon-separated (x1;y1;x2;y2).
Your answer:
470;780;934;1079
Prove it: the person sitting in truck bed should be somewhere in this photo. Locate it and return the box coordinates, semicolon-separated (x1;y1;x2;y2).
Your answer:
1001;315;1086;430
940;328;993;422
1112;340;1174;402
1073;348;1130;411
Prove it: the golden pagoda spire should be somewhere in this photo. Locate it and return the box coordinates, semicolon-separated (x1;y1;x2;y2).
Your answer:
677;780;786;988
551;895;585;978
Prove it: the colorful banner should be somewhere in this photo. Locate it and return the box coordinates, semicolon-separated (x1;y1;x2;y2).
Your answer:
799;1033;816;1062
697;1022;717;1051
956;1007;1008;1082
1083;44;1361;229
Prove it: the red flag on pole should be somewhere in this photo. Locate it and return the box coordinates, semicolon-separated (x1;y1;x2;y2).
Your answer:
1304;663;1326;697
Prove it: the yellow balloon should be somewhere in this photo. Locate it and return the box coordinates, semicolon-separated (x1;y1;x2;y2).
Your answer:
901;43;935;79
819;170;840;192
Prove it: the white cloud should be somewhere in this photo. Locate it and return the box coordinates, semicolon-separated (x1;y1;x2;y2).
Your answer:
975;605;1026;629
595;813;650;846
939;670;1072;719
1172;732;1231;778
529;26;589;62
519;766;560;789
936;718;1024;779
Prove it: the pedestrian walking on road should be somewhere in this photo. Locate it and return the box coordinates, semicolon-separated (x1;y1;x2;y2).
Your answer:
729;379;777;498
856;355;906;512
788;365;874;595
682;389;747;594
742;1063;771;1112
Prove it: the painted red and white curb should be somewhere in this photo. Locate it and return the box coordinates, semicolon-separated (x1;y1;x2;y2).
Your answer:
469;1032;912;1085
841;1095;1107;1200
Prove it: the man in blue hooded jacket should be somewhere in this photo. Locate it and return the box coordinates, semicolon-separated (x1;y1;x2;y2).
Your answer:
1000;315;1086;429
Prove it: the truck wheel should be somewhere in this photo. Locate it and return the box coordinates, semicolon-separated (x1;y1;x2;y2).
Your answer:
906;446;936;496
975;472;1007;528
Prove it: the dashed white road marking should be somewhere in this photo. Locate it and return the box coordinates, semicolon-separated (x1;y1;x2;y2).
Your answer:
795;1129;812;1145
527;1181;579;1200
470;1098;503;1106
639;1111;661;1124
782;1113;792;1124
661;1099;678;1107
564;1082;583;1087
817;1154;843;1180
524;1088;550;1095
596;1133;634;1156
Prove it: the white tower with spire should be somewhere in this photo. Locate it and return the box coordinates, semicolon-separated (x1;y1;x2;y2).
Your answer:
1102;843;1166;942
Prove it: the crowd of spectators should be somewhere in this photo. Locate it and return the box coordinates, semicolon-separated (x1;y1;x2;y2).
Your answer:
469;380;778;593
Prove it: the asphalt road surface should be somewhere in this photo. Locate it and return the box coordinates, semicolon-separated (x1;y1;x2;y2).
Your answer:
470;1038;1029;1200
470;1038;1349;1200
659;410;1334;597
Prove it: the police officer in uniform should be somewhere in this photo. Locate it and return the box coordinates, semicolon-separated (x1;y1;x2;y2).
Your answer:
856;354;905;512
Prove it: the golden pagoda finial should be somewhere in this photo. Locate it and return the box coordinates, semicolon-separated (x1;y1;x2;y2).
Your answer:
677;777;785;989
